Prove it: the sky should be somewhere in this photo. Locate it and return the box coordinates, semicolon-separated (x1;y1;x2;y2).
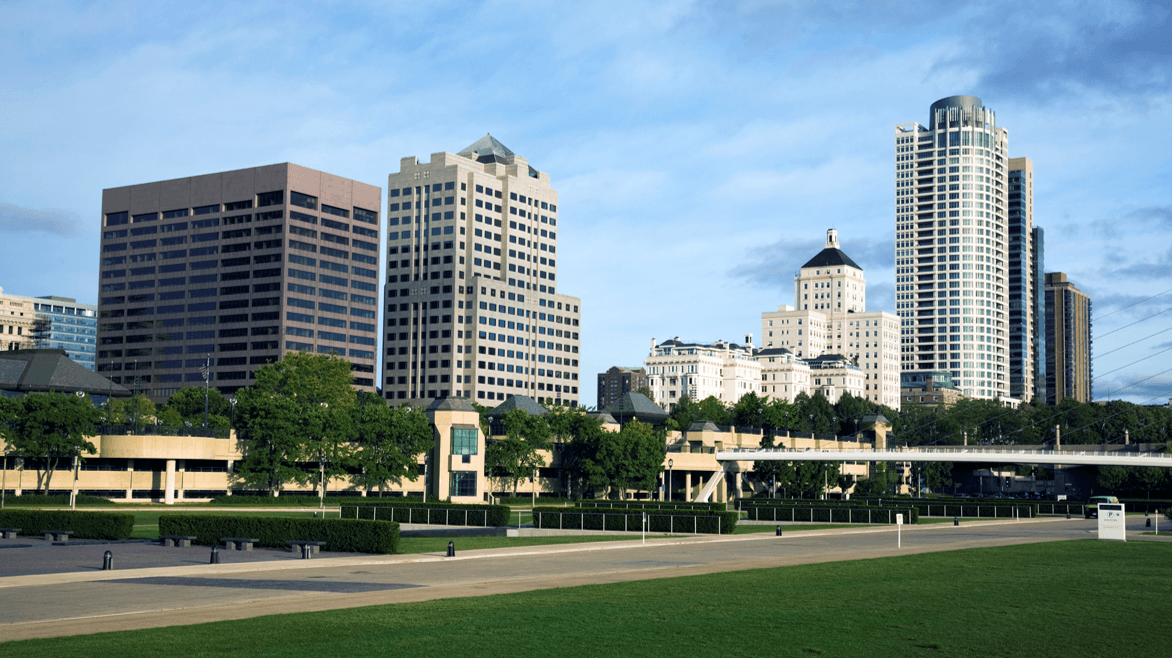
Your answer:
1;0;1169;408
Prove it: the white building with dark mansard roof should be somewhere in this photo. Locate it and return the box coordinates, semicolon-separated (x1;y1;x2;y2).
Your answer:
760;229;900;409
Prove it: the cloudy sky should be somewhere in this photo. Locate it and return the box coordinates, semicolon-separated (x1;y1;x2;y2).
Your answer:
2;0;1169;407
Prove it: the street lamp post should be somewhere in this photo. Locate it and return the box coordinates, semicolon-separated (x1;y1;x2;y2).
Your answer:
667;458;673;502
318;402;329;510
229;397;238;431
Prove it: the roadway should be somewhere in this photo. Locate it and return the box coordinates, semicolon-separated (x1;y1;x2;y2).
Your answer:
0;516;1166;642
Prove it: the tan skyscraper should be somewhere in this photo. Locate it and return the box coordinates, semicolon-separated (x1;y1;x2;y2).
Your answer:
382;136;582;406
1044;272;1092;404
895;96;1011;400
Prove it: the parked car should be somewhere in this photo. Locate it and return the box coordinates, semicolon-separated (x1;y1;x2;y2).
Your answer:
1085;495;1120;519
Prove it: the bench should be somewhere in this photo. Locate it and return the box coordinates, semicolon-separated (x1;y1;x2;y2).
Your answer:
221;537;260;551
160;535;198;548
0;528;20;540
286;540;327;558
43;530;73;542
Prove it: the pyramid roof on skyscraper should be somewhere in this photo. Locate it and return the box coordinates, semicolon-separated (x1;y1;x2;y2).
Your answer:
458;134;515;165
801;231;862;270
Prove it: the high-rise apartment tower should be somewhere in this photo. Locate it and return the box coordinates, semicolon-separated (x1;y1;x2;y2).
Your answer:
1007;157;1036;401
1044;272;1092;404
98;164;382;401
895;96;1010;400
382;135;582;406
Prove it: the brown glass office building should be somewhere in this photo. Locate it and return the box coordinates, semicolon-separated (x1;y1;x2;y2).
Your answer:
97;164;382;401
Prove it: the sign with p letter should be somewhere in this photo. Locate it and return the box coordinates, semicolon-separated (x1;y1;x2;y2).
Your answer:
1097;503;1126;542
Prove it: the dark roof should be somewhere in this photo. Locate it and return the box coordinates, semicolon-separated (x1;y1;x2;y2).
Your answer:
458;134;515;165
588;411;618;425
861;413;890;426
487;395;548;417
0;349;129;397
427;397;478;412
602;392;668;419
801;247;861;270
756;347;794;357
687;420;721;432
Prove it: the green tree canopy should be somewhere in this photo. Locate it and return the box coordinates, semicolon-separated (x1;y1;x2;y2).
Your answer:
9;393;101;494
350;393;433;496
486;409;551;496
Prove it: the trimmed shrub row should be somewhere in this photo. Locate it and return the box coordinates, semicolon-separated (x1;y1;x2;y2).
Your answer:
743;505;918;524
208;495;404;507
158;514;399;554
575;500;726;512
0;494;117;506
0;509;134;539
344;501;511;527
533;506;738;534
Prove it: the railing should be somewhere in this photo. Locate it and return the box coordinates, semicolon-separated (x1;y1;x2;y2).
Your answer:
94;424;229;438
341;505;491;527
720;446;1172;459
534;510;724;535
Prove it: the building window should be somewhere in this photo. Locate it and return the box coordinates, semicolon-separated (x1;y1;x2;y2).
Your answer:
450;471;477;498
451;427;478;456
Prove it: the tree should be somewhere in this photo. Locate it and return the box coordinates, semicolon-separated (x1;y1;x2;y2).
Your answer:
635;386;653;399
486;410;550;497
234;353;357;497
664;395;699;432
9;393;100;494
582;420;665;499
752;433;787;498
351;394;433;496
165;387;232;426
559;413;607;500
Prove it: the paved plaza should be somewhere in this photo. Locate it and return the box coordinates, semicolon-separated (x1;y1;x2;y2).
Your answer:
0;516;1166;642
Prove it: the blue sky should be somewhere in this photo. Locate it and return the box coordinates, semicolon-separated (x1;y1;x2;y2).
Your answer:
1;0;1169;407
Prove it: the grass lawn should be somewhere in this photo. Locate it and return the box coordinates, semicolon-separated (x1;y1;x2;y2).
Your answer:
123;510;325;539
1;540;1166;657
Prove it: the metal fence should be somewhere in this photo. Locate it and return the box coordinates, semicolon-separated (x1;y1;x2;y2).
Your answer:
532;510;725;534
341;505;492;527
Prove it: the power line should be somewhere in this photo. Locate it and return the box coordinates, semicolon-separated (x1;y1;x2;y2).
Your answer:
1094;325;1172;360
1096;306;1172;339
1094;286;1172;322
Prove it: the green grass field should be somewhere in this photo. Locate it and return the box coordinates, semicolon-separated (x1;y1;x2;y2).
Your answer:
1;540;1166;656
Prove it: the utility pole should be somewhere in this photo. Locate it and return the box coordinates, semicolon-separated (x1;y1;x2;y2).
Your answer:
202;355;211;429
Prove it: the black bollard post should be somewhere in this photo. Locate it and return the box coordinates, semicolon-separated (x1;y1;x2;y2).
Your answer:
447;541;455;557
1066;511;1071;520
210;545;220;564
776;525;782;537
1146;518;1152;528
954;516;959;526
102;550;113;571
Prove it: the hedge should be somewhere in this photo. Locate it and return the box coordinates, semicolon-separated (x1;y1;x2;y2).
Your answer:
343;501;511;527
575;500;726;512
158;514;399;554
493;496;574;506
742;505;918;524
0;509;134;539
209;495;402;507
533;506;738;534
0;494;117;506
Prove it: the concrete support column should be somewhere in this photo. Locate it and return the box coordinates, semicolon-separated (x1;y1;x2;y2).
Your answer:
717;472;727;503
685;473;692;502
735;471;744;500
14;458;22;496
225;460;233;496
164;459;176;505
125;459;134;500
177;459;185;500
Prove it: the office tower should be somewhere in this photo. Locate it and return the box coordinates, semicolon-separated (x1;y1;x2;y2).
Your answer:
98;164;382;402
383;135;582;406
760;229;900;408
1031;226;1046;402
895;96;1010;400
31;296;97;370
1007;157;1035;401
597;366;648;410
1044;272;1092;404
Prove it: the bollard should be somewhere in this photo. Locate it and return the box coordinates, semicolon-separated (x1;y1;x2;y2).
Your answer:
776;525;782;537
302;544;313;559
1146;518;1151;528
447;541;455;557
1066;511;1071;520
210;545;220;564
954;516;959;526
102;550;114;571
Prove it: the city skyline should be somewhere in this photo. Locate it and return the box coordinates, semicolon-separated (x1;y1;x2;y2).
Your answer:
1;1;1169;407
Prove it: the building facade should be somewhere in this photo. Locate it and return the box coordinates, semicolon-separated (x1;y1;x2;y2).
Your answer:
1031;226;1047;403
1006;157;1036;402
761;229;900;408
597;366;648;410
382;136;582;406
31;296;97;370
645;337;760;408
900;370;964;407
0;287;41;352
97;164;382;402
1044;272;1092;404
895;96;1011;401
